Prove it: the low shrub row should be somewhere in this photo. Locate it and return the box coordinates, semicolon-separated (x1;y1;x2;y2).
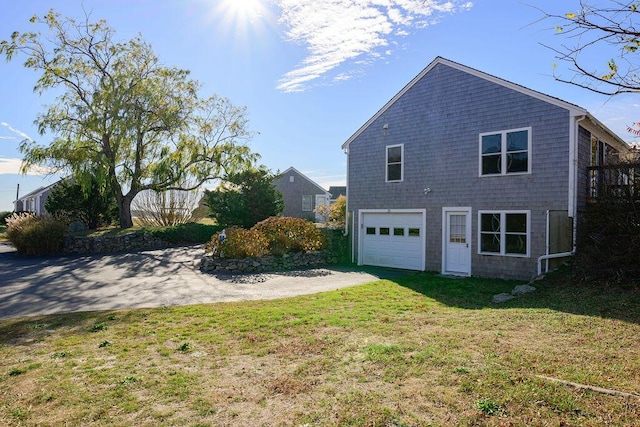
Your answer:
205;216;325;259
147;222;224;244
5;213;224;256
5;213;346;262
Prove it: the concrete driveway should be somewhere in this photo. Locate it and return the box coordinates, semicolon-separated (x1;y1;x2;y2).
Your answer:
0;243;387;320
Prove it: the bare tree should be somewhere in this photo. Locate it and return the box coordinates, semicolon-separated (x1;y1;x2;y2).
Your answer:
541;1;640;96
132;188;201;227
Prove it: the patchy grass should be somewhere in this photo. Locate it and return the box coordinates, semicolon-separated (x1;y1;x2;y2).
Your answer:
0;271;638;426
0;224;6;242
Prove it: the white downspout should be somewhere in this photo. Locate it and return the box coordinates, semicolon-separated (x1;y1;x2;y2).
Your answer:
537;251;575;276
538;115;585;275
545;210;550;273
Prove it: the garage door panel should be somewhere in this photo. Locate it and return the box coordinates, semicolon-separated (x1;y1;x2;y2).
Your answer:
360;212;424;271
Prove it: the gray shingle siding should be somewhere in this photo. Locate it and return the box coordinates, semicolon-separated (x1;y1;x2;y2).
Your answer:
273;169;327;221
347;62;574;280
576;125;592;215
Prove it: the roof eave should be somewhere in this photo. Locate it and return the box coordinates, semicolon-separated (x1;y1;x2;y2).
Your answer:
341;56;599;150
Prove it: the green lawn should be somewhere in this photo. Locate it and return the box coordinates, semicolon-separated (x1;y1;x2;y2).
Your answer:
0;270;638;426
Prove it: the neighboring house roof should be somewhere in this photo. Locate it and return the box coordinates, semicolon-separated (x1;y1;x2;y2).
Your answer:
15;178;63;202
275;167;329;194
17;185;47;201
328;186;346;199
341;56;630;153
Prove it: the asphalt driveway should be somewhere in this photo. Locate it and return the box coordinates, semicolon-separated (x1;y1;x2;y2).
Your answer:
0;243;387;320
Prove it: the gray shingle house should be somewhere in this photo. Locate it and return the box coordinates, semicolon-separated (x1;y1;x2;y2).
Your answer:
342;57;632;280
272;167;331;222
13;179;62;214
328;186;347;204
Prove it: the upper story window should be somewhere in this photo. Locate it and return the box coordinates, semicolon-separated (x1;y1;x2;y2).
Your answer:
386;144;403;182
479;210;530;257
480;127;531;176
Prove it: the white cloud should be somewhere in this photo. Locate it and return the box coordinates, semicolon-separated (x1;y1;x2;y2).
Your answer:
0;158;25;174
276;0;473;92
0;157;55;175
0;122;34;142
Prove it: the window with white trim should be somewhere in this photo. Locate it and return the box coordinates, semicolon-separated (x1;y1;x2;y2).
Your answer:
479;211;529;257
480;127;531;176
386;144;403;182
302;195;313;211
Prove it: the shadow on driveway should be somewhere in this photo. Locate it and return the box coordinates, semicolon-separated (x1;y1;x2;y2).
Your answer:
0;243;393;320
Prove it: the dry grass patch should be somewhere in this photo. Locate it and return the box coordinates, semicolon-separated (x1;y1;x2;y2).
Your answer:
0;270;639;426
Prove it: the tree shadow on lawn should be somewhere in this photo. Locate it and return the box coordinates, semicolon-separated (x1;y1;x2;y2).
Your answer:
394;269;640;325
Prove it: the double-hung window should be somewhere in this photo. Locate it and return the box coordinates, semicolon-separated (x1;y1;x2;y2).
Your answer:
480;127;531;176
386;144;403;182
479;211;529;257
302;195;313;211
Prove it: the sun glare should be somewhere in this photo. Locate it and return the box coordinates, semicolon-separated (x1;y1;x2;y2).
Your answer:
224;0;263;21
198;0;272;48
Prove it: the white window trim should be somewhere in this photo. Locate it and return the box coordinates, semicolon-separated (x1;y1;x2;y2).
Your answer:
386;143;404;182
479;127;532;177
302;195;313;212
477;210;530;258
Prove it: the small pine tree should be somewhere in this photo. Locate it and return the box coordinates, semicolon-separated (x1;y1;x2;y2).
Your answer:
205;167;284;228
45;177;118;229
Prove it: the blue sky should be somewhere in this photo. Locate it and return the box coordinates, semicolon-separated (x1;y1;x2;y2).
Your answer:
1;0;639;212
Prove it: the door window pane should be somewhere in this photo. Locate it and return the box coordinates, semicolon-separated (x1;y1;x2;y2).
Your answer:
449;214;466;243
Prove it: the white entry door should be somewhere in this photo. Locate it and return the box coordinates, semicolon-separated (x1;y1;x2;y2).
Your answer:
443;208;471;276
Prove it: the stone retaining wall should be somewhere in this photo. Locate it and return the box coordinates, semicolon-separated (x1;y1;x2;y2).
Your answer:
200;251;337;274
63;232;170;255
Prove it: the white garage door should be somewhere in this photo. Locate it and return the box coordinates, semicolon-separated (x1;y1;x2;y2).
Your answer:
360;211;425;270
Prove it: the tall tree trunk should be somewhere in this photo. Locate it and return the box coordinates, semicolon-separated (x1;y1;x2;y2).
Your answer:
118;195;134;229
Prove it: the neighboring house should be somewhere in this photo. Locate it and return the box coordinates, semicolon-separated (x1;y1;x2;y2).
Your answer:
342;56;632;280
328;186;347;204
13;179;62;215
272;167;331;222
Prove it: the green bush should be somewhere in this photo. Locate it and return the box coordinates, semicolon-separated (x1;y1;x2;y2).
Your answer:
205;226;269;258
6;213;67;255
204;217;327;259
575;199;640;287
253;216;325;255
205;167;284;228
0;211;13;225
45;177;118;229
148;222;224;244
329;195;347;225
